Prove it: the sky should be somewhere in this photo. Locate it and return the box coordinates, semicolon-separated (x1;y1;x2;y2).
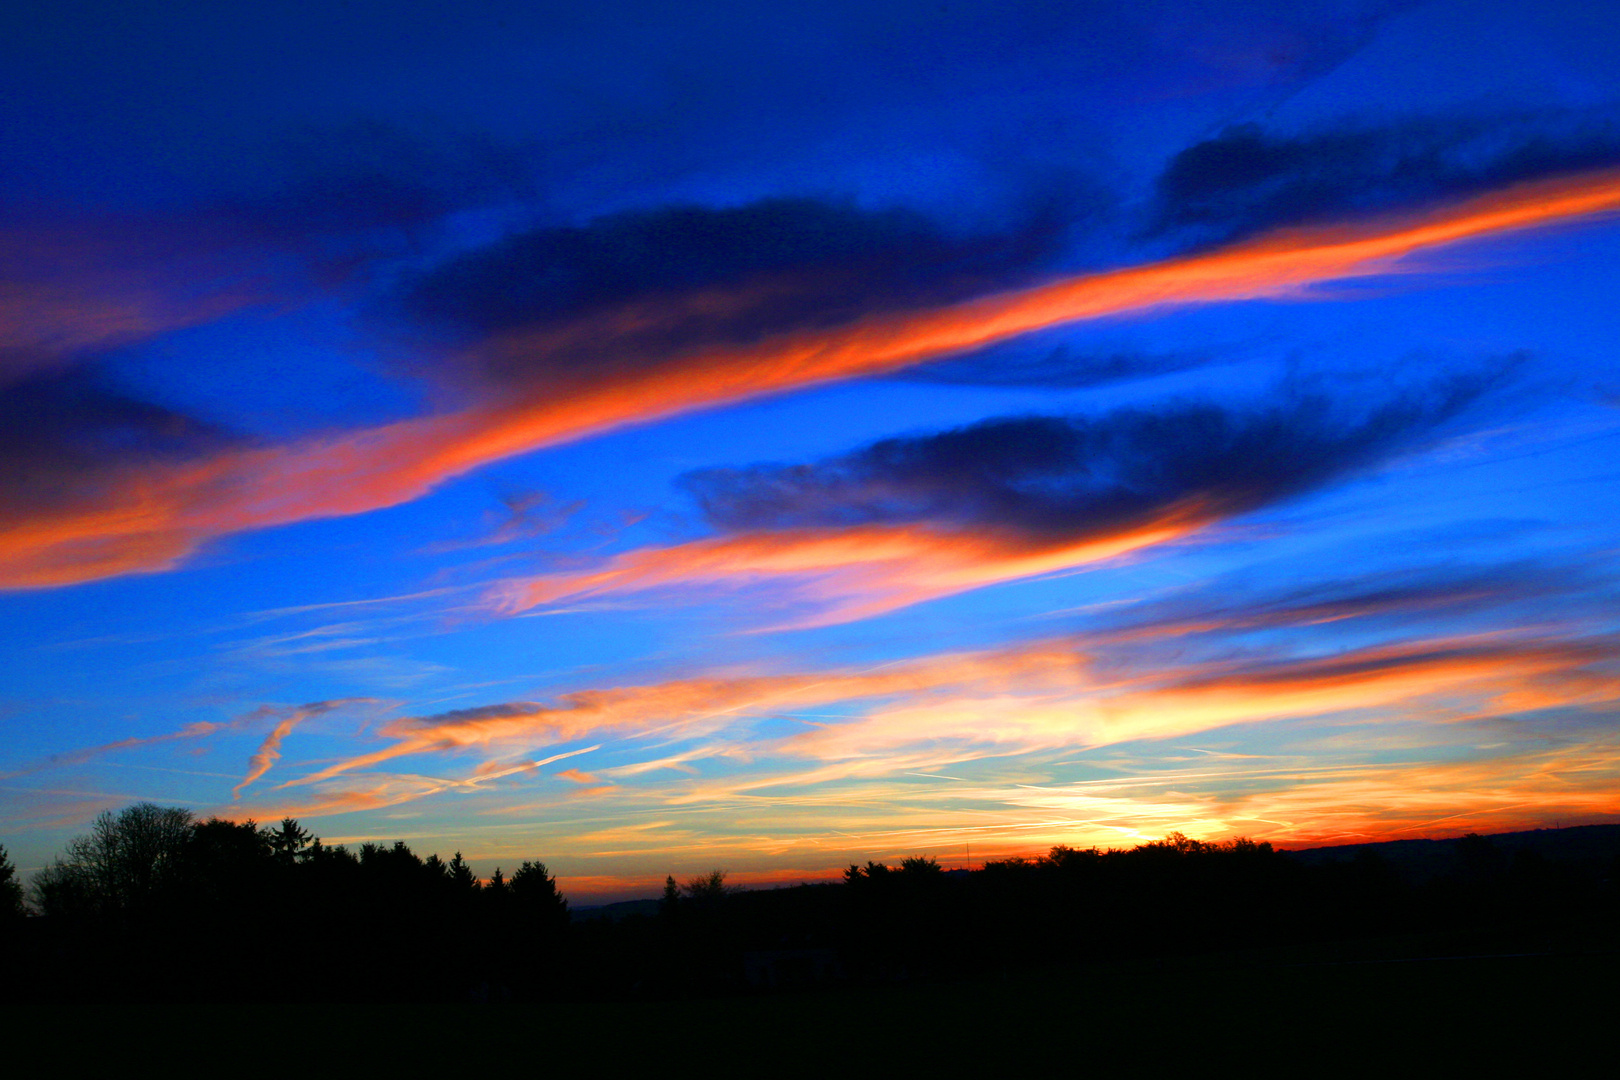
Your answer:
4;0;1620;901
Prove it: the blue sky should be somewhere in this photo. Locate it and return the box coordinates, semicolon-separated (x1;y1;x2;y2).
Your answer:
3;1;1619;899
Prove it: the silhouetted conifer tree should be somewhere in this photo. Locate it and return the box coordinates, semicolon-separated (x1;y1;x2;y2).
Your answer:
661;874;680;918
448;851;479;892
0;843;24;920
511;860;568;926
264;818;313;863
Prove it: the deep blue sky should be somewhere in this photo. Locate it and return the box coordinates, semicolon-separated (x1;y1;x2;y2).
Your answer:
3;1;1619;899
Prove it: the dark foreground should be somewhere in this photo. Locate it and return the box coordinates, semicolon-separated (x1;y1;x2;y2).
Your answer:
5;809;1617;1069
5;946;1614;1070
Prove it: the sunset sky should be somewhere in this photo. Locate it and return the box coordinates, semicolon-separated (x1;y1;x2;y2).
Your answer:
4;0;1620;901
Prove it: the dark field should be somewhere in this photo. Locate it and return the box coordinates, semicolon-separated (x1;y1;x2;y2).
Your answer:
7;946;1614;1070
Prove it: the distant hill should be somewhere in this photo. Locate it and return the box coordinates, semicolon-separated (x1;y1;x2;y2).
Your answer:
571;897;662;921
1282;823;1620;881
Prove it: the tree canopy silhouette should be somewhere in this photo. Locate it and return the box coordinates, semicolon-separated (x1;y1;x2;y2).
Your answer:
683;869;731;902
265;817;313;863
9;799;1615;1006
510;859;568;925
33;802;195;919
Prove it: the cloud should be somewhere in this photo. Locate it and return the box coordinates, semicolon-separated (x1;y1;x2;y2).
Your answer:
899;342;1217;389
422;489;586;553
5;166;1620;590
918;741;1620;854
0;122;535;398
0;721;233;779
1149;112;1620;244
0;214;278;388
209;121;538;243
260;583;1620;821
763;632;1620;765
0;368;237;515
1;697;370;783
394;195;1070;388
230;700;365;798
227;535;1620;826
490;513;1211;628
1084;558;1603;644
555;767;599;784
469;744;602;782
489;371;1504;622
273;645;1085;791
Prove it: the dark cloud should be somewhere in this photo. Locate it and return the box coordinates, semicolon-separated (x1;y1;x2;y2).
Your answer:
901;341;1215;389
208;121;539;241
394;195;1072;386
1149;113;1620;244
681;366;1507;536
0;369;235;512
1094;559;1605;642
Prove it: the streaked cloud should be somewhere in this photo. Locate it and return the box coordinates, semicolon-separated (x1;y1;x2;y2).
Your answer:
3;166;1618;591
230;700;367;798
488;375;1502;622
1148;111;1620;244
247;585;1620;829
1;720;233;779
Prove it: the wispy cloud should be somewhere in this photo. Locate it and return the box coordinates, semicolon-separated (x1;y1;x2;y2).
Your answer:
2;720;234;779
4;166;1619;590
272;646;1083;791
1;698;374;792
485;375;1502;623
1147;111;1620;245
253;562;1620;827
230;700;371;798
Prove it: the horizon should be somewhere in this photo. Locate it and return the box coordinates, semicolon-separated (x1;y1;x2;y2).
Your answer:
5;1;1620;902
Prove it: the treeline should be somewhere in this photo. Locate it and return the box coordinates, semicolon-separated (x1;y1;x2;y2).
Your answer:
3;806;1617;1003
592;830;1620;996
4;803;566;1002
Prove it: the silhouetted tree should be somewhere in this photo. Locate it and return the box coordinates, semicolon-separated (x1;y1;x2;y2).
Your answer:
264;818;313;863
1046;844;1103;871
510;860;568;925
34;802;194;919
844;860;891;886
684;869;730;902
185;817;273;912
448;851;479;893
0;843;24;920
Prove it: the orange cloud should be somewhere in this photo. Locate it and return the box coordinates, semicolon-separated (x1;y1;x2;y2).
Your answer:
782;635;1620;762
7;167;1620;589
238;772;455;821
275;644;1085;790
255;623;1620;830
485;501;1213;624
229;699;371;798
231;714;304;798
502;738;1620;900
555;767;599;784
